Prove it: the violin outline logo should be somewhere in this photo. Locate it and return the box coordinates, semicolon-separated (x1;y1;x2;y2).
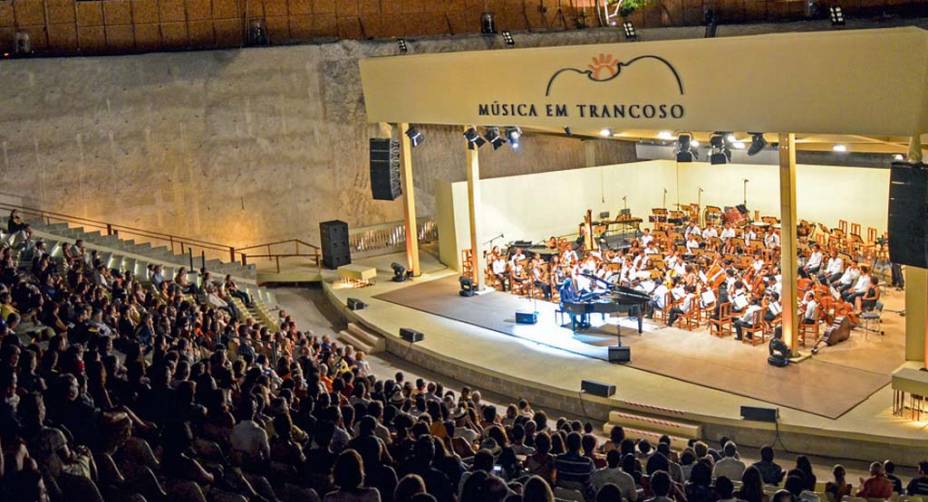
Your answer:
545;52;685;97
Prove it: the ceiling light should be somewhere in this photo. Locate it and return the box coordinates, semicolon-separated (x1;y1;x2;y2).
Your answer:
732;141;746;150
600;128;612;137
726;133;737;143
405;125;424;148
464;127;486;149
893;154;904;161
563;127;572;136
709;133;731;164
657;130;674;140
690;140;700;148
501;31;515;47
483;127;506;150
747;132;767;156
675;134;698;163
830;6;845;26
833;144;848;152
505;126;521;142
623;21;637;40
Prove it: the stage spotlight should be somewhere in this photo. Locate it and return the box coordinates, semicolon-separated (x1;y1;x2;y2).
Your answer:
829;5;845;26
893;154;905;161
657;130;674;140
747;132;767;156
397;38;408;53
459;276;476;297
709;132;732;164
833;144;848;153
599;128;612;137
675;134;698;162
623;21;638;40
391;262;409;282
505;126;522;142
732;141;746;150
405;125;424;147
691;140;700;147
484;127;506;150
464;127;486;149
501;30;515;47
481;12;497;34
564;127;573;136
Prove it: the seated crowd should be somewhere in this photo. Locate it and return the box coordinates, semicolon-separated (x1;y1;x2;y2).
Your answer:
0;213;921;502
485;214;890;348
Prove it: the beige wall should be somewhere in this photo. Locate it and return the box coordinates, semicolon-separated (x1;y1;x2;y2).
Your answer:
440;159;890;271
0;41;633;251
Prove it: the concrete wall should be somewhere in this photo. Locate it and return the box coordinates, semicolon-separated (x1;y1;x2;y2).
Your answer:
0;39;635;250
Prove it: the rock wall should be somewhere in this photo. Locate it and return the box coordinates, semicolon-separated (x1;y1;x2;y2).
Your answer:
0;31;638;248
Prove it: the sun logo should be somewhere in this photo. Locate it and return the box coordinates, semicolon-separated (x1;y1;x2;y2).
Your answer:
587;53;619;81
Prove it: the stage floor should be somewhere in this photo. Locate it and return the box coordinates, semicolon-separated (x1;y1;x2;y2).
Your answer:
375;276;902;419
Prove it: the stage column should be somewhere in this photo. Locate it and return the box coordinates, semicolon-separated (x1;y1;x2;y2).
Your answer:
904;267;928;362
466;130;484;289
778;132;799;354
399;123;420;277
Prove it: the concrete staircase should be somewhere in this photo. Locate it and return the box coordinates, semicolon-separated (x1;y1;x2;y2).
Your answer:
28;220;256;280
337;322;385;354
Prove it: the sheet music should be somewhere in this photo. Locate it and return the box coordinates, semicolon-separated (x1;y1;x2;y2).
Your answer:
733;294;749;310
701;290;716;306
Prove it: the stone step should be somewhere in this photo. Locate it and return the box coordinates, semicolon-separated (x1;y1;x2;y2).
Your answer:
606;410;702;440
337;330;375;354
346;323;384;353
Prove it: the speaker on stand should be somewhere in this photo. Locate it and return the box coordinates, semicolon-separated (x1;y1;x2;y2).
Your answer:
370;138;402;201
320;220;351;269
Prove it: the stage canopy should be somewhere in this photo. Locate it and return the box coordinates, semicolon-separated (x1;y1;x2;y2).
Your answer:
360;27;928;138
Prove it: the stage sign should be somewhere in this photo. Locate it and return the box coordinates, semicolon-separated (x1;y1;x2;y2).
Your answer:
360;27;928;137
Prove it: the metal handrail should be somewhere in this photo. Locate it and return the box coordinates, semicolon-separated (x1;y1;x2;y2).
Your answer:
0;201;321;269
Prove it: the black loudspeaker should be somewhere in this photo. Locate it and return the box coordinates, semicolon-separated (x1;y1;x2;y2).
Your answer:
581;379;616;398
740;406;778;423
400;328;423;343
320;220;351;269
888;162;928;267
608;346;631;363
347;298;366;310
515;311;538;324
370;138;402;201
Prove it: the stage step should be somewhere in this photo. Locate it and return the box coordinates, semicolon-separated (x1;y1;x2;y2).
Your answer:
604;423;691;451
607;410;702;440
341;322;385;353
337;330;375;354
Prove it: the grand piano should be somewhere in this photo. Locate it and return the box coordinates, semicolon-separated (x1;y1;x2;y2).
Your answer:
559;275;651;337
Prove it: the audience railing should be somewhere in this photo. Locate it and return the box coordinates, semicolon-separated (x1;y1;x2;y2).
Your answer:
0;202;322;270
236;239;322;273
348;217;438;258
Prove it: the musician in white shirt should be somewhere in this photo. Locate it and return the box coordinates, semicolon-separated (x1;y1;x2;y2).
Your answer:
641;228;654;246
842;266;872;303
764;228;780;249
685;236;700;254
836;262;860;291
800;291;819;324
510;247;526;266
703;226;719;240
491;255;510;291
820;249;844;283
667;284;696;326
800;243;824;278
649;281;670;315
734;298;762;340
720;224;736;241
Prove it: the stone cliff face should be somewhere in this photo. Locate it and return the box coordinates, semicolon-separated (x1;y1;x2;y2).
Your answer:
0;30;637;248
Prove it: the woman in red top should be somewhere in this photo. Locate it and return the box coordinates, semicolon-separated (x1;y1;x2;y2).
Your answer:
857;461;894;499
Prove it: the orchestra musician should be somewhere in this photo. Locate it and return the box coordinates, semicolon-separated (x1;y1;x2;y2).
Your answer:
530;254;552;300
820;249;844;284
800;243;824;278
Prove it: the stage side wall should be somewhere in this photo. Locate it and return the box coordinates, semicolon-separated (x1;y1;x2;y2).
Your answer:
440;160;890;271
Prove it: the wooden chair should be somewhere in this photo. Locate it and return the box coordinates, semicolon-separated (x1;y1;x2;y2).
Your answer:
838;220;848;234
741;309;766;346
709;302;733;337
680;305;699;331
798;319;819;347
462;249;474;280
654;292;673;323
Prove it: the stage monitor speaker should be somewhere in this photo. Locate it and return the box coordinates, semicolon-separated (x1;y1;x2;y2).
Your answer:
581;379;616;398
400;327;424;343
347;298;367;311
740;405;778;423
888;162;928;267
515;311;538;324
370;138;402;201
608;346;631;363
320;220;351;269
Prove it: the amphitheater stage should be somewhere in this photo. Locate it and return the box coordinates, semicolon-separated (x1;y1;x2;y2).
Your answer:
320;252;926;464
373;275;899;420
